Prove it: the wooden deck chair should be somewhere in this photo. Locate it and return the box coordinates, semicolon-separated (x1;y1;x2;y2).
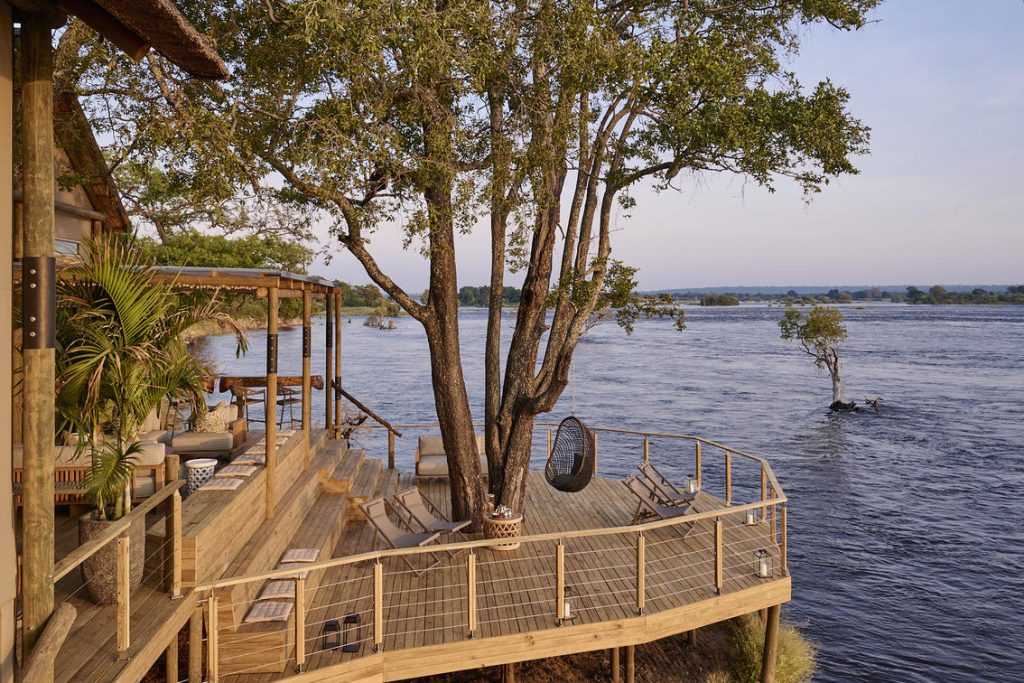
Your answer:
394;489;471;535
638;463;698;507
361;498;442;576
623;475;693;526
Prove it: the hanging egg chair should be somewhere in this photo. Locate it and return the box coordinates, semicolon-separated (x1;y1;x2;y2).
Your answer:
545;416;595;493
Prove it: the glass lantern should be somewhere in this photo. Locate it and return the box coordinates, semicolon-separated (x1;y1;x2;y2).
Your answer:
753;549;772;579
685;474;699;494
561;586;576;622
744;509;758;526
320;619;341;651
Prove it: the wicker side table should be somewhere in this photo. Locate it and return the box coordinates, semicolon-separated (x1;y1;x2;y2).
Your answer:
483;513;524;551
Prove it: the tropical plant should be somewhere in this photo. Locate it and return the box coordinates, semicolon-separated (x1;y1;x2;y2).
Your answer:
56;239;246;520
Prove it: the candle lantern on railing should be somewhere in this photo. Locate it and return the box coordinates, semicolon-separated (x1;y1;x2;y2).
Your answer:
744;509;757;526
753;549;772;579
685;474;699;494
562;586;576;622
342;613;361;652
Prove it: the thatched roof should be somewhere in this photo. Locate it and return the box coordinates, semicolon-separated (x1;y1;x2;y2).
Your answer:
53;90;131;233
59;0;229;79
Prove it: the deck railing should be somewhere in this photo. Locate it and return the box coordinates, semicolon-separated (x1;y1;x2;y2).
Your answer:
195;426;787;680
47;456;185;662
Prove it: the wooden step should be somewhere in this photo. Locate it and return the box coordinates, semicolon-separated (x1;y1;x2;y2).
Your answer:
345;458;382;521
323;447;364;495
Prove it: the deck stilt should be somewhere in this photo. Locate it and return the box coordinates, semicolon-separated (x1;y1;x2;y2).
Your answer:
502;662;515;683
188;605;202;682
760;604;781;683
688;629;698;646
611;647;621;682
165;634;178;683
625;645;635;683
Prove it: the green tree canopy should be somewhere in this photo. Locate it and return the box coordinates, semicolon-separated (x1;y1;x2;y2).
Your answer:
779;304;848;405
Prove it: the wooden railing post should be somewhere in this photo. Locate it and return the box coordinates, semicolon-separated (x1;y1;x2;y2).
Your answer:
725;451;732;506
207;595;219;682
467;551;477;637
770;487;778;545
642;436;649;465
780;503;788;576
164;454;179;596
324;292;334;434
714;517;723;595
170;490;182;598
760;465;768;521
373;561;383;652
555;542;565;624
636;533;645;615
388;431;396;470
593;432;599;476
695;440;702;489
295;577;306;672
547;428;552;457
117;536;130;659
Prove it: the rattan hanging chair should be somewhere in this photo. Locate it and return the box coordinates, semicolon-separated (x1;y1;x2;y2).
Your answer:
545;416;595;493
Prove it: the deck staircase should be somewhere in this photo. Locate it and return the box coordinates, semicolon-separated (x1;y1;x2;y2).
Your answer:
216;443;392;675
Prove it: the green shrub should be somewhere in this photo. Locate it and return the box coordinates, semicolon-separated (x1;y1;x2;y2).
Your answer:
728;614;816;683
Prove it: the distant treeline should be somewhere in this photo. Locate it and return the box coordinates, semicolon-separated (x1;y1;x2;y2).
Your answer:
667;286;1024;305
457;286;523;307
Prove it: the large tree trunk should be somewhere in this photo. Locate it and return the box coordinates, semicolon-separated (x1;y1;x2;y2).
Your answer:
493;412;536;511
831;373;843;404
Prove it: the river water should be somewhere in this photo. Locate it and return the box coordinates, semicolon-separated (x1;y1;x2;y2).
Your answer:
197;304;1024;682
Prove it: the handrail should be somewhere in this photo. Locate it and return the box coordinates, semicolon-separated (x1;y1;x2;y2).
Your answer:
197;490;784;592
337;384;402;437
52;479;184;582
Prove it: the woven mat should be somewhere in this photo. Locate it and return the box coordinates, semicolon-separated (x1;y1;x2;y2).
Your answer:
257;580;295;601
245;601;293;623
233;455;265;466
281;548;319;563
215;465;258;478
197;477;243;492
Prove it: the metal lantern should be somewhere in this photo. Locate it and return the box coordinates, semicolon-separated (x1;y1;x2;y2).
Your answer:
753;549;772;579
342;613;361;653
685;474;699;494
744;509;757;526
320;619;341;652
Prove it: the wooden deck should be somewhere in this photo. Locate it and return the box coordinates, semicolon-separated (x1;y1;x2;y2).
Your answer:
222;462;789;682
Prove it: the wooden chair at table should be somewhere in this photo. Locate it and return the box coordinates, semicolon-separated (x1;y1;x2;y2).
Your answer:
361;498;442;576
394;488;470;558
638;463;698;507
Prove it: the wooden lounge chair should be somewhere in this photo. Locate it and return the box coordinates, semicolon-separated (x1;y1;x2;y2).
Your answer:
394;488;471;536
361;498;441;575
623;475;694;526
638;463;698;507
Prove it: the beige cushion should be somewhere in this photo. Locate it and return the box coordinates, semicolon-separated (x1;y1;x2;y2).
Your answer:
138;429;171;445
135;441;167;466
418;433;485;458
417;455;448;476
172;431;233;453
132;474;157;498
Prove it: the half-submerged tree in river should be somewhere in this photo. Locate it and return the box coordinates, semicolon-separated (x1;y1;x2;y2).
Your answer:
65;0;878;521
779;305;851;411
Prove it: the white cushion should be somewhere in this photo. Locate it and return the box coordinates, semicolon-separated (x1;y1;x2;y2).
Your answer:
138;429;171;445
172;431;233;452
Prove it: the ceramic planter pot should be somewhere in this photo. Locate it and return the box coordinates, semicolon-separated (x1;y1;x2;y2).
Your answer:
78;512;145;604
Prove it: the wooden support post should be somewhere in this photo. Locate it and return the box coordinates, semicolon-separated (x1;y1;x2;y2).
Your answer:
294;577;306;672
206;596;219;683
388;431;395;470
611;647;621;683
760;604;781;683
467;552;477;637
18;603;76;683
164;454;179;595
503;663;516;683
555;542;565;623
19;11;56;659
301;290;312;466
688;629;698;646
760;465;768;520
780;503;788;575
643;436;649;465
695;440;702;489
725;451;732;506
165;635;178;683
334;291;342;439
547;428;552;457
593;431;598;475
770;487;777;545
714;517;723;595
116;537;130;659
170;491;182;598
324;292;334;434
373;561;383;651
625;645;635;683
266;287;279;519
188;606;203;682
636;533;645;615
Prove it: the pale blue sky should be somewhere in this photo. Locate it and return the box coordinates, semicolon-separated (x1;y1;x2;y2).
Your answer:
313;1;1024;291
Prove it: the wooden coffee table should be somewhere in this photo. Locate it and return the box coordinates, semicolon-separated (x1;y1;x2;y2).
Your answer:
483;513;524;551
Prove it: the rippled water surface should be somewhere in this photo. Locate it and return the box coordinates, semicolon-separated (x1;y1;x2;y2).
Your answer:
199;304;1024;682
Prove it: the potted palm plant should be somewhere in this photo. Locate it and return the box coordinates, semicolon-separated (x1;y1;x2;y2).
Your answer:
56;239;245;603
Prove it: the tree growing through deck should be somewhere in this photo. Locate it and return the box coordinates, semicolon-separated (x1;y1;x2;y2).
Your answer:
63;0;877;522
779;305;850;410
